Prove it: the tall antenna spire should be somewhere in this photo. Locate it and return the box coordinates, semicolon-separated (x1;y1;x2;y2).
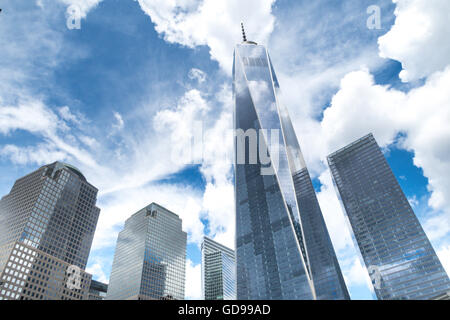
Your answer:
241;22;247;42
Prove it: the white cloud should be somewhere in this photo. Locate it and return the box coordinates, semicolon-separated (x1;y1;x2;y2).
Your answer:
378;0;450;82
344;258;373;290
321;69;405;152
151;84;235;248
0;98;99;169
0;99;61;135
202;181;234;248
86;262;108;284
408;195;419;208
135;0;276;73
79;135;98;148
198;85;235;249
58;106;84;126
153;89;210;166
436;244;450;276
112;111;124;130
423;212;450;242
57;0;103;18
0;144;68;166
185;259;202;299
188;68;207;83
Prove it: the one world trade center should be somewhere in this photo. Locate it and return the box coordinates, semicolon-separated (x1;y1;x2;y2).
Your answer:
233;24;349;300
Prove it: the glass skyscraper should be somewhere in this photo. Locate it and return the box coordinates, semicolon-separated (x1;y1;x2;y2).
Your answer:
201;236;236;300
106;203;187;300
327;133;450;299
0;162;100;300
233;28;348;300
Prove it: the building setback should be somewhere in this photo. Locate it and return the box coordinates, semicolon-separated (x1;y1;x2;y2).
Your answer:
201;236;236;300
106;203;186;300
327;133;450;300
0;162;100;300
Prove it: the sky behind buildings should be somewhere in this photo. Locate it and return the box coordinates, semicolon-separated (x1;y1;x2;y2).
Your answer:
0;0;449;299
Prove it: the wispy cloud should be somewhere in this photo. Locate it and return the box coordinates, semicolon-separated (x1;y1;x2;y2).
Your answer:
188;68;207;84
112;111;124;131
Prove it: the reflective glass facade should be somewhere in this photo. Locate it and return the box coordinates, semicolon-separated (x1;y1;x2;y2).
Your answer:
293;168;350;300
106;203;186;300
234;41;346;299
201;236;236;300
328;133;450;300
0;162;100;300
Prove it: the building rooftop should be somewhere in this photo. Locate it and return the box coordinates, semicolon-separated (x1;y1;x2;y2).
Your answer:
327;133;375;160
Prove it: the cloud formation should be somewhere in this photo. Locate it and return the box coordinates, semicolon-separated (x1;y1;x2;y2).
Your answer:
0;99;99;168
378;0;450;82
135;0;276;73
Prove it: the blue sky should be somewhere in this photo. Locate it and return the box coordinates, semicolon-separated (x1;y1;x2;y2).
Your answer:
1;0;449;300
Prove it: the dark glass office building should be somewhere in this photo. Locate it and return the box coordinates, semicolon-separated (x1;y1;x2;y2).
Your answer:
106;203;186;300
0;162;100;300
233;29;348;299
328;133;450;299
202;236;236;300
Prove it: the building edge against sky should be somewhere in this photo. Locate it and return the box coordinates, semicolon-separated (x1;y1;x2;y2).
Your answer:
327;133;450;300
106;202;187;300
0;162;100;300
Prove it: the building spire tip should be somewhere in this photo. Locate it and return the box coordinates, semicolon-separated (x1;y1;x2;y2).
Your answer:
241;22;247;42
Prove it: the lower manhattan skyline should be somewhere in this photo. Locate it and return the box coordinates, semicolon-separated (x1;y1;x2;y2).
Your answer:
1;0;450;301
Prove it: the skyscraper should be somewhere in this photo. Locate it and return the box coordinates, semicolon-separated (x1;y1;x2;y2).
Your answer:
327;133;450;300
201;236;236;300
0;162;100;300
233;25;347;299
106;203;186;300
